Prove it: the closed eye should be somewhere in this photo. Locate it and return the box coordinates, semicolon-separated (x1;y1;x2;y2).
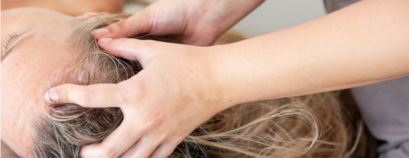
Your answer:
2;31;18;58
1;31;34;62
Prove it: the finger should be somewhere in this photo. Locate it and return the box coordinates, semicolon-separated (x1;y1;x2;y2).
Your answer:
93;11;152;39
121;134;165;158
98;38;157;66
45;83;126;107
81;119;145;158
149;142;178;158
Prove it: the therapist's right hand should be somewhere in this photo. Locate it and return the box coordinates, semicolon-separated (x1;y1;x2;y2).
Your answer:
46;38;236;158
93;0;265;46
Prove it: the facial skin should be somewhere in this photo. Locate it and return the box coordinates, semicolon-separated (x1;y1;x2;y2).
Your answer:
1;7;80;157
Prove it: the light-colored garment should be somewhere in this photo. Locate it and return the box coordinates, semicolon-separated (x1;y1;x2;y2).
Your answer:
352;76;409;158
324;0;409;157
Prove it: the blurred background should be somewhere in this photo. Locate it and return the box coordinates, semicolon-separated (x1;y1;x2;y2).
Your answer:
125;0;327;37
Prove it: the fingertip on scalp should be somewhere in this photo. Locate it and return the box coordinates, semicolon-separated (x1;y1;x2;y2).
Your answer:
45;84;72;104
44;88;59;104
46;84;78;105
92;28;110;39
45;85;65;104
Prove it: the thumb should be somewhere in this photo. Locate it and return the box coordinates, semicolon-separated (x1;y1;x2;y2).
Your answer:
93;11;152;39
98;38;156;66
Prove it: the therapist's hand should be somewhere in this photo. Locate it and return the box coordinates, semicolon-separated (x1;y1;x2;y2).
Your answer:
46;38;231;158
93;0;264;46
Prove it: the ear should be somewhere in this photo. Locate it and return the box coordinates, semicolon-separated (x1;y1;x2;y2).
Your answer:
76;12;110;18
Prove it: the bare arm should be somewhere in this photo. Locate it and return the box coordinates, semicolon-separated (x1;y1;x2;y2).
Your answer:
214;0;409;107
49;0;408;157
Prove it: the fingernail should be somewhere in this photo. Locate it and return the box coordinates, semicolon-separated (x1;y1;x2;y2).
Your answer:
99;38;112;43
93;28;110;37
44;89;58;104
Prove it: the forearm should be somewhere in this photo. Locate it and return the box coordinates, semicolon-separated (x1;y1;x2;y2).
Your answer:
211;0;409;108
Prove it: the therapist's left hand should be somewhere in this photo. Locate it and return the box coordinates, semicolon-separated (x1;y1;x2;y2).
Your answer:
45;38;232;158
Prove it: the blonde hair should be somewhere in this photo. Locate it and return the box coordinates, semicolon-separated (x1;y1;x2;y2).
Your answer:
32;14;374;158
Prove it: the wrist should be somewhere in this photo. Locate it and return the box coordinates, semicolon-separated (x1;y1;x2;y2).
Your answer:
203;45;243;111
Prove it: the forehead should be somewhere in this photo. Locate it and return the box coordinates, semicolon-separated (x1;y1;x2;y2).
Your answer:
2;7;73;24
1;8;77;60
1;7;77;98
2;8;73;35
1;7;79;157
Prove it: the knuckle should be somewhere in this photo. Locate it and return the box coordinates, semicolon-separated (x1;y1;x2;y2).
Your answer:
142;40;157;47
159;130;171;140
63;84;76;103
143;114;164;128
118;82;139;105
120;91;135;106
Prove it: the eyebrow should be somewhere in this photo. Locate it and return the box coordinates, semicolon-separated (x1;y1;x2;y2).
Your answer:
1;33;34;62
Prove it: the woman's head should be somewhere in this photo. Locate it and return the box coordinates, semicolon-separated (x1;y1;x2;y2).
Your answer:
1;7;138;157
2;7;80;156
2;7;370;158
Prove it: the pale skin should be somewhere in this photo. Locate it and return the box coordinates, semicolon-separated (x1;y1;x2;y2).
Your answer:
1;1;123;156
47;0;409;157
1;7;91;157
1;8;124;158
